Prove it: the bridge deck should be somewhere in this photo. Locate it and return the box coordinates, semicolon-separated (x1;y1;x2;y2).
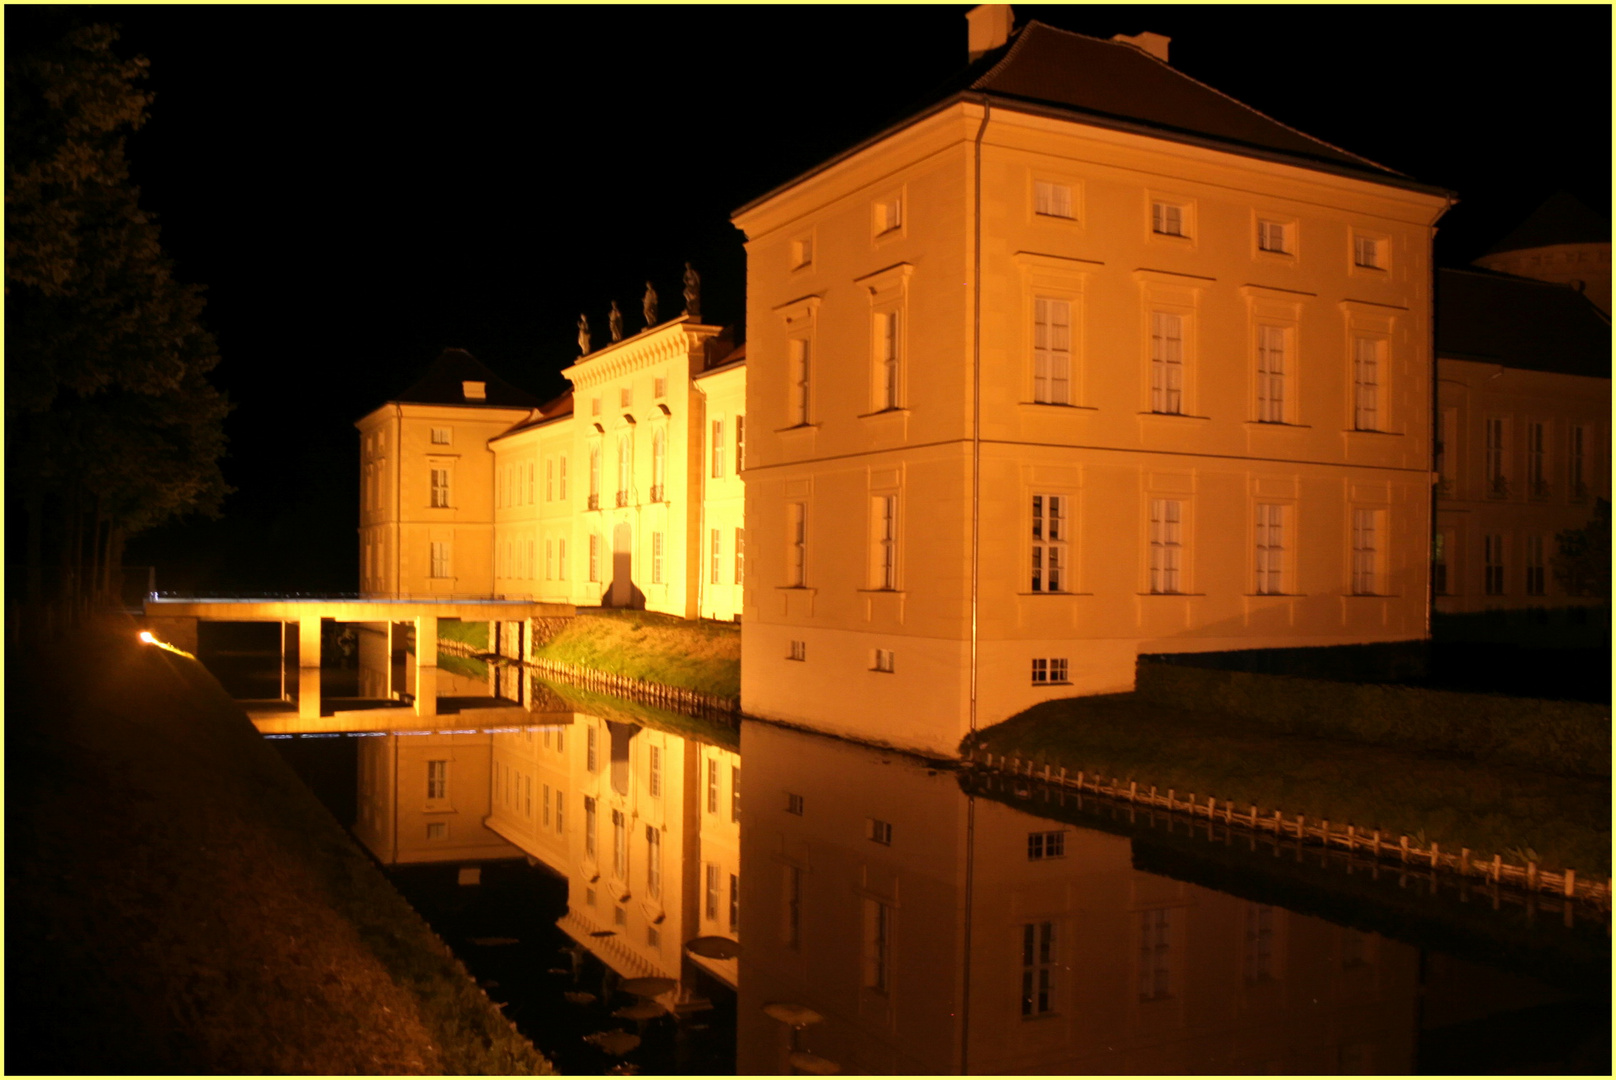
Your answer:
143;598;573;621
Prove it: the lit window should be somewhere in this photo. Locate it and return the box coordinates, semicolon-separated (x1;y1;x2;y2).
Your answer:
1256;325;1286;423
1484;533;1506;596
430;468;451;508
1351;509;1381;595
1031;494;1066;592
426;759;447;801
868;819;893;845
1257;219;1290;254
1353;234;1384;269
1033;297;1071;405
1149;499;1182;594
872;495;898;589
1034;180;1073;219
1255;503;1285;595
1353;338;1381;431
1150;312;1184;414
1027;830;1066;859
1021;921;1057;1017
430;427;451;445
1152;201;1186;237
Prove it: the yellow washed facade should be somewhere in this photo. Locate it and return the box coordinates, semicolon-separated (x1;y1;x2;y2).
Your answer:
732;18;1453;755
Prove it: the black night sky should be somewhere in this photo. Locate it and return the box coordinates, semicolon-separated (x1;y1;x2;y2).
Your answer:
18;5;1608;595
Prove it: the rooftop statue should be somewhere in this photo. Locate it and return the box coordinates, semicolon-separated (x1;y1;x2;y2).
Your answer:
642;281;658;330
608;300;624;343
682;262;701;320
577;313;591;356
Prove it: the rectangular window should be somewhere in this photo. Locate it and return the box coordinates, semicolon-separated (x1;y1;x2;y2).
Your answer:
734;528;745;586
613;905;626;927
647;925;661;949
1139;909;1173;1000
1484;533;1506;595
735;415;746;472
1569;425;1588;501
426;759;447;801
864;900;892;992
430;427;451;445
430;468;451;508
873;494;897;589
1525;535;1546;596
620;386;632;409
1432;530;1450;596
1030;658;1069;685
786;792;805;815
711;419;725;478
612;808;627;880
1353;338;1381;431
875;311;900;411
1027;830;1067;860
646;825;662;899
543;783;551;827
426;821;447;841
875;196;902;234
588;534;601;582
705;864;719;922
554;790;564;834
1257;219;1289;254
1150;312;1185;414
783;865;802;949
729;873;740;933
788;640;806;661
558;456;567;499
586;726;598;773
1351;509;1381;595
546;459;554;501
1034;180;1073;219
706;758;719;815
788;502;807;587
710;528;722;585
1149;499;1183;594
1031;494;1066;592
791;236;813;268
525;462;534;504
1152;201;1186;237
1528;421;1548;498
1256;325;1286;423
1255;503;1285;595
873;648;895;673
647;744;662;798
1353;234;1384;269
584;795;598;859
591;397;602;416
558;538;567;581
731;765;741;822
1021;921;1057;1017
652;532;664;585
868;819;893;845
789;339;811;426
430;541;451;579
654;376;666;399
1033;298;1072;405
1245;904;1276;983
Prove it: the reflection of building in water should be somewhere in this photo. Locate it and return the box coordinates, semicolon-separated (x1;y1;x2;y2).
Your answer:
737;720;1419;1075
354;731;520;866
483;703;741;992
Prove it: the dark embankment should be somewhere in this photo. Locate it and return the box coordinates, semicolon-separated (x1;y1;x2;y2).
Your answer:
6;614;552;1074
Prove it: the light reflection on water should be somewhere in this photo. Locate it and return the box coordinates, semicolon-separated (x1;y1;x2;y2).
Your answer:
199;621;1609;1075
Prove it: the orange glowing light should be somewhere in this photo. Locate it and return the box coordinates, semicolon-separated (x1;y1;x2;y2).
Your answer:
139;631;156;644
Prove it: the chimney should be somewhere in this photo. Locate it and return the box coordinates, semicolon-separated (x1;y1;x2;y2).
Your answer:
1111;30;1171;63
967;5;1014;62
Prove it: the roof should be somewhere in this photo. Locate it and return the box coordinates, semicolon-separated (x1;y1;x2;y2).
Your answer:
1483;192;1611;255
493;390;574;440
390;348;542;409
737;21;1444;217
1436;267;1611;379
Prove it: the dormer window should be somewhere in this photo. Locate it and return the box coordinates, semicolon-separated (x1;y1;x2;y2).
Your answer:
461;380;486;401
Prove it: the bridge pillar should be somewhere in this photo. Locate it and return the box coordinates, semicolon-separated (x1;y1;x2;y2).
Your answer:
414;615;437;718
280;622;295;701
386;621;404;699
299;667;321;720
298;616;322;668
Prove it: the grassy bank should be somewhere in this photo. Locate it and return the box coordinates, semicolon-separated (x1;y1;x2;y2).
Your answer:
965;694;1610;876
7;615;553;1074
533;607;740;699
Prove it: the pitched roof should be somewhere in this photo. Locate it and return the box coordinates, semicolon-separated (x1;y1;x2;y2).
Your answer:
737;20;1443;216
1436;268;1611;378
1483;192;1611;255
390;348;541;409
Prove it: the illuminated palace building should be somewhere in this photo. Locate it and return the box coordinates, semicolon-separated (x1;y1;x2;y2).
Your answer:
357;9;1607;756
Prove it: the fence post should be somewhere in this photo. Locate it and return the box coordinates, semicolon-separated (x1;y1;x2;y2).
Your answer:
1399;836;1409;863
1564;868;1576;898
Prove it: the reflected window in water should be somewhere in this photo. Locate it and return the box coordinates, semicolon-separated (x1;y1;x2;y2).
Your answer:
586;727;598;773
783;865;802;950
649;744;663;798
426;759;447;801
707;759;719;814
646;826;662;899
584;795;597;859
1020;921;1057;1017
612;809;627;879
705;864;720;921
863;899;891;993
731;765;740;822
729;872;740;933
1245;903;1276;983
1139;908;1174;1001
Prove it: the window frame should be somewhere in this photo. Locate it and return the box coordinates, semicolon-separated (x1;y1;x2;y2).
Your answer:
1148;498;1184;594
1254;502;1287;596
1032;296;1073;405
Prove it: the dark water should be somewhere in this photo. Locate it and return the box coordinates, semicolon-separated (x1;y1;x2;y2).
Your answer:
204;626;1609;1075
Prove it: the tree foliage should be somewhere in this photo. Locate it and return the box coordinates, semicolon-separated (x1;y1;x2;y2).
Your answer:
7;20;231;610
1553;498;1611;600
